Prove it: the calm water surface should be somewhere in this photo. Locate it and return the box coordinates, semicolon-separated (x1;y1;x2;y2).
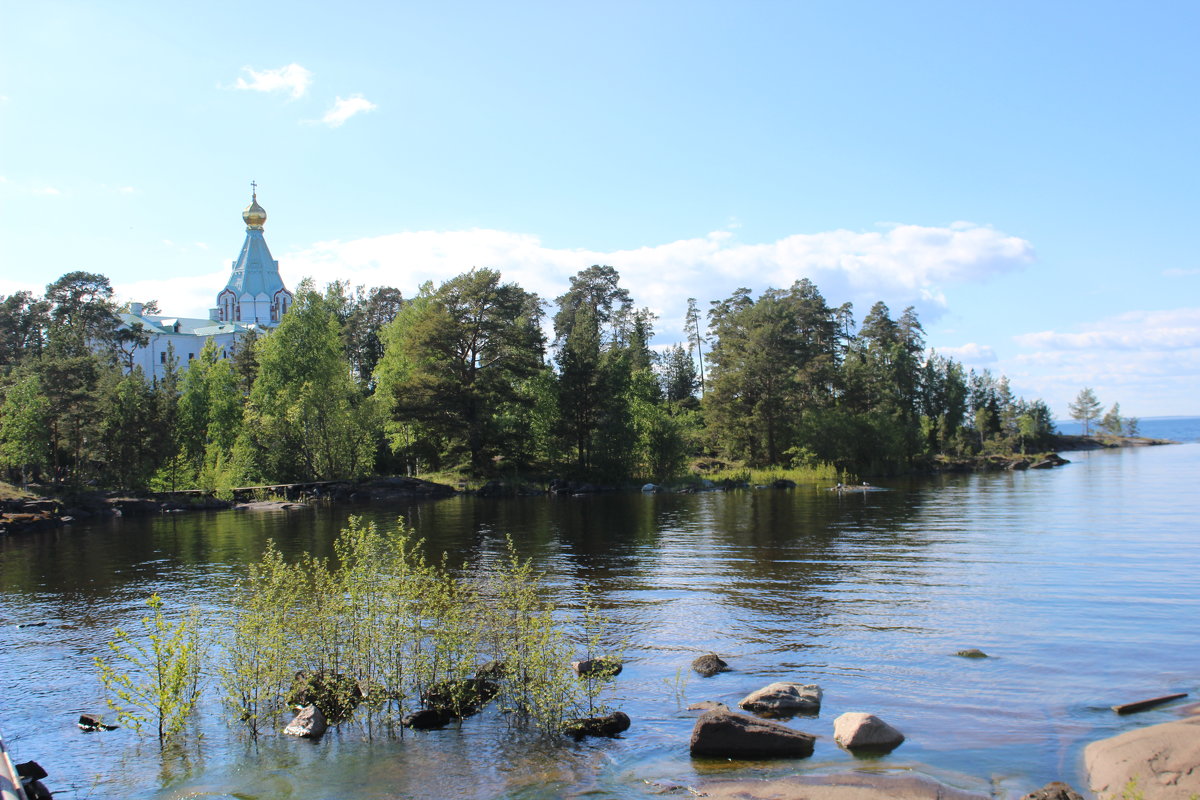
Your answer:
2;442;1198;799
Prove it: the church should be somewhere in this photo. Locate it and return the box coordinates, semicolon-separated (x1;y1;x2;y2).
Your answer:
119;189;293;380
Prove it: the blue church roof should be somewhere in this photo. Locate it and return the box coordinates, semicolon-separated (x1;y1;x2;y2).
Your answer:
219;191;288;300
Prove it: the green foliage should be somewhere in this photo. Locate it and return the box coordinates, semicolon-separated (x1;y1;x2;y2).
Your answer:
96;367;173;491
1069;386;1103;436
222;519;607;739
239;280;374;483
95;594;204;741
4;269;1071;488
374;269;544;474
0;372;52;484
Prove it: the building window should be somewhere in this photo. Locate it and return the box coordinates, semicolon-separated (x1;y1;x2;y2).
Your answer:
160;352;167;364
188;353;194;361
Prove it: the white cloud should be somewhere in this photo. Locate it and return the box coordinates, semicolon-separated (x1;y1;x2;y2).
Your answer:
320;95;378;127
33;186;60;196
1014;308;1200;351
117;270;229;318
999;307;1200;417
1163;267;1200;277
935;342;997;364
232;63;313;99
274;222;1031;343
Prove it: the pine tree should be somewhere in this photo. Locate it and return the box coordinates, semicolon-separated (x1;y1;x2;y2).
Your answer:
1068;387;1103;436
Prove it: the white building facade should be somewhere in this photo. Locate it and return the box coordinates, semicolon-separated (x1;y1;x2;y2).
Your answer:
118;190;293;381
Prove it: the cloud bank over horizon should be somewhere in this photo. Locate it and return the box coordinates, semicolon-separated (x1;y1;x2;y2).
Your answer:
274;222;1034;341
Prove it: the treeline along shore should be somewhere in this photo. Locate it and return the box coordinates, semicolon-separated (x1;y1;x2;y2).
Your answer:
0;267;1151;509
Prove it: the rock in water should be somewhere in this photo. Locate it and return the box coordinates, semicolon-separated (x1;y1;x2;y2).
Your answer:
956;648;988;658
833;712;905;750
420;677;499;716
77;713;117;732
692;654;729;677
286;669;363;721
738;682;822;715
1021;782;1086;800
572;656;622;678
402;708;453;729
283;704;327;738
690;708;815;759
563;711;631;738
1085;715;1200;799
688;701;729;712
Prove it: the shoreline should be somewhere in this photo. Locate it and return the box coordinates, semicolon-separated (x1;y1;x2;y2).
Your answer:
689;698;1199;800
0;435;1179;536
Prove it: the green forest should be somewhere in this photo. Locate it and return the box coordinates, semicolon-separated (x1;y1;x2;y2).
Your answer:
0;267;1059;492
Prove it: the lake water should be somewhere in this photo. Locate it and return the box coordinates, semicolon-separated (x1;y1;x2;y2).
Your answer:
2;437;1199;799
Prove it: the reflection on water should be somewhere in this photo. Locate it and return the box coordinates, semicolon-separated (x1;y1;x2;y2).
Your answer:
2;444;1198;799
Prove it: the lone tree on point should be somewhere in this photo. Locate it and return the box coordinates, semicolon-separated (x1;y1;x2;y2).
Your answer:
1068;387;1103;436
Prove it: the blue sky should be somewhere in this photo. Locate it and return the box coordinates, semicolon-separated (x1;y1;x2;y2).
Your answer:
2;1;1197;416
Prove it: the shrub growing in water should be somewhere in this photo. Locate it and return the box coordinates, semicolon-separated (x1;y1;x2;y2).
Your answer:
222;517;606;738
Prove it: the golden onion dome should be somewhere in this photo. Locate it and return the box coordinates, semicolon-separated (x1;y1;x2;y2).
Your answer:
242;191;267;230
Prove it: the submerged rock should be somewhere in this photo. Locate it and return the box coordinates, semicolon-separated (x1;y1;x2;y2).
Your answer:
1021;782;1085;800
283;704;327;738
687;701;729;712
696;772;989;799
691;653;729;677
689;708;815;759
420;677;499;716
77;713;117;732
738;682;822;716
572;656;622;678
563;710;630;739
401;708;453;730
833;712;905;751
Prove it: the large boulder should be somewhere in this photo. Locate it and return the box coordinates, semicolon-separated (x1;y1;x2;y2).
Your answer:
692;654;729;677
1085;715;1200;799
833;712;905;751
738;682;822;716
283;704;327;738
689;708;815;759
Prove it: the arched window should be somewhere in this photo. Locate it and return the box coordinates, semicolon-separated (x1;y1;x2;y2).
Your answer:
218;290;236;322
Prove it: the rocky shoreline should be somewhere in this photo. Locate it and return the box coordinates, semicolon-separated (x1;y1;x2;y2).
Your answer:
684;695;1199;800
0;475;455;535
0;435;1172;535
673;650;1198;800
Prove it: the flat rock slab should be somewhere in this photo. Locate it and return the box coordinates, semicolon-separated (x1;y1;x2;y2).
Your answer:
1085;715;1200;799
739;682;822;715
236;500;309;511
690;708;815;759
698;772;989;800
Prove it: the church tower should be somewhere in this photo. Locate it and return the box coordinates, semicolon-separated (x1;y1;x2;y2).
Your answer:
211;186;293;326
